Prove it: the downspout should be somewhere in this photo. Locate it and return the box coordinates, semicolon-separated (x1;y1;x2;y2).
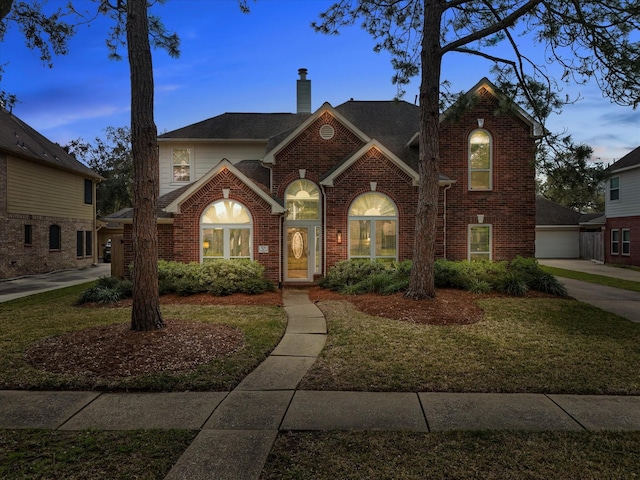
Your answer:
278;211;285;289
320;184;327;277
443;183;452;259
93;179;99;266
263;162;284;289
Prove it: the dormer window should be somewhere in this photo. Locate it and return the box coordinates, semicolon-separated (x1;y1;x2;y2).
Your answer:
469;129;492;190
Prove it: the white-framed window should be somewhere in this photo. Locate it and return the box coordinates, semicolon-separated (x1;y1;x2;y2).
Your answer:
611;229;620;255
172;148;192;183
468;224;492;261
609;177;620;201
348;192;398;262
622;229;631;256
285;179;320;220
469;129;492;190
201;200;252;261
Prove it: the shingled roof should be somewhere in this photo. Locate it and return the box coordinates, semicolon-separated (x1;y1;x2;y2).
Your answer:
606;146;640;173
158;112;311;140
0;107;101;179
535;196;603;225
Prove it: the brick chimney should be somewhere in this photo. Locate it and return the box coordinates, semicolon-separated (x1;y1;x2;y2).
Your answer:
296;68;311;114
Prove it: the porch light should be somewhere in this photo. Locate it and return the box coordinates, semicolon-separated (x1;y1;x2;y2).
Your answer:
203;240;210;249
337;230;342;244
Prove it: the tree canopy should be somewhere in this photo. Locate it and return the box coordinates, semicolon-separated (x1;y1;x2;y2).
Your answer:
314;0;640;298
0;0;75;107
67;126;133;217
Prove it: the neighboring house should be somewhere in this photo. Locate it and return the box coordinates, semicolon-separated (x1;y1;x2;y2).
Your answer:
605;146;640;267
535;196;604;260
0;107;102;279
107;72;540;285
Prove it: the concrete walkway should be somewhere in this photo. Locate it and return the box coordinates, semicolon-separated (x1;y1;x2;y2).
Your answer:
539;259;640;323
3;285;640;479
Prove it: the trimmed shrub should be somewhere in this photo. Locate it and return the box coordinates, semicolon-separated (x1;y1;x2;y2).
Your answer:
497;271;529;296
158;259;275;297
75;277;133;305
529;272;569;297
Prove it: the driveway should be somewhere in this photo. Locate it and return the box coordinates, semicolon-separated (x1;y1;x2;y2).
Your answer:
0;264;111;303
539;259;640;323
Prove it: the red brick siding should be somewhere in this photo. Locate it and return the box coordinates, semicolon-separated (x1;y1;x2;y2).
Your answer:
273;112;364;197
606;216;640;267
325;148;421;268
439;88;536;260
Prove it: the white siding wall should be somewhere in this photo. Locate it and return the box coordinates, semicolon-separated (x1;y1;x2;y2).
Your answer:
159;141;269;196
606;167;640;218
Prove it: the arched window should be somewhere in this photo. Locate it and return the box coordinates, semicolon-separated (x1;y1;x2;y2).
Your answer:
348;193;397;262
285;179;320;220
201;200;252;261
469;129;492;190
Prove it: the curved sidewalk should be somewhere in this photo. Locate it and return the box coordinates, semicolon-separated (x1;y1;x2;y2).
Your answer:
2;287;640;479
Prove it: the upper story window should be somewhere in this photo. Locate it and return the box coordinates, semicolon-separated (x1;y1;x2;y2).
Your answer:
172;148;191;183
469;129;492;190
285;180;320;220
609;177;620;201
348;192;398;262
201;200;252;261
84;179;93;204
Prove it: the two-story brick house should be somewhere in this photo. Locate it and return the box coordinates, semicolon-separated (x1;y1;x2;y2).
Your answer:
0;107;102;279
108;72;540;285
605;146;640;267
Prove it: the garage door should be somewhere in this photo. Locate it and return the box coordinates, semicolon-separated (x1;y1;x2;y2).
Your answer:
535;229;580;258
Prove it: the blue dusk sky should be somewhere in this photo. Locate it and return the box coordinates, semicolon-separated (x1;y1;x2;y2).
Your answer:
1;0;638;165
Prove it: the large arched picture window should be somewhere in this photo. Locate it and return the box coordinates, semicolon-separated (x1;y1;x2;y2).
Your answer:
348;193;397;262
201;200;252;261
469;129;492;190
285;179;320;220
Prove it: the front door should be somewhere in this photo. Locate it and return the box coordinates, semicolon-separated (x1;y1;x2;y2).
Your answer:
285;226;320;282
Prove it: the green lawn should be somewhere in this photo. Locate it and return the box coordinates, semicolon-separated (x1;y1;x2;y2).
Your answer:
299;296;640;394
0;283;286;391
263;431;640;480
541;265;640;292
0;429;195;479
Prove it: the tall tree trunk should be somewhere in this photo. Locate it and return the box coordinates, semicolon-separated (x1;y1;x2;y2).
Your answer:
405;0;443;300
127;0;163;330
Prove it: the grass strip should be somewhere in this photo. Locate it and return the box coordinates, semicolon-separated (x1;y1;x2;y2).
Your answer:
0;429;196;479
263;430;640;480
541;266;640;292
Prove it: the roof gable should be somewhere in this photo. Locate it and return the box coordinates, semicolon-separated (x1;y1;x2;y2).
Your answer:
164;159;284;214
440;78;543;138
320;140;419;187
262;102;371;164
0;108;101;179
